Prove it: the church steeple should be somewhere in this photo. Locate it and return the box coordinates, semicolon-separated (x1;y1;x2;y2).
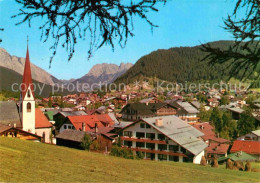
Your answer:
21;37;34;100
20;36;36;133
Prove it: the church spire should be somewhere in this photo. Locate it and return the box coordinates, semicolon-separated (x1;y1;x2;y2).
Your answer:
21;36;34;100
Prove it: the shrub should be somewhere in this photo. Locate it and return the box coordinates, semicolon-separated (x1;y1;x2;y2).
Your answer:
81;134;92;151
110;146;134;159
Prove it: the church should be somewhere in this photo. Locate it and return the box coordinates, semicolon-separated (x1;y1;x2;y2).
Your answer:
0;43;52;143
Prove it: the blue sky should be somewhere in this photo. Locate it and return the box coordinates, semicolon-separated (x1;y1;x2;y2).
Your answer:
0;0;237;80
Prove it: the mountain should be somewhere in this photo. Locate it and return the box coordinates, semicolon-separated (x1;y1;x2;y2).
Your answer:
0;66;70;97
0;48;133;93
73;63;133;86
115;41;258;84
0;48;60;86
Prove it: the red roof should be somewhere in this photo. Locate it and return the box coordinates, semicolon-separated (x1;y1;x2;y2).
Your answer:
230;140;260;155
21;46;35;100
193;122;229;143
35;108;52;128
67;114;114;131
206;142;230;154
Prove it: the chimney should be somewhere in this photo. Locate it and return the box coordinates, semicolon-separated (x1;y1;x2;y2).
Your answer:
82;123;86;131
155;118;163;127
95;123;98;133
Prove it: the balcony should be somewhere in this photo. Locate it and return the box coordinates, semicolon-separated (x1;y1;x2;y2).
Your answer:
121;136;167;144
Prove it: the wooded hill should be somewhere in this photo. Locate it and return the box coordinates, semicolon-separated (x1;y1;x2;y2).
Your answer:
115;41;259;84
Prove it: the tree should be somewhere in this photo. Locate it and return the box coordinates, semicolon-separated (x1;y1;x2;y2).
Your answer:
210;107;223;133
237;109;255;135
81;133;92;151
48;98;52;107
220;96;230;105
12;0;166;65
198;106;212;122
201;0;260;80
221;112;237;139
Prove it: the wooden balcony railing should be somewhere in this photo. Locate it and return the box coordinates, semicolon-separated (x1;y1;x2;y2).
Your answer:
121;136;167;144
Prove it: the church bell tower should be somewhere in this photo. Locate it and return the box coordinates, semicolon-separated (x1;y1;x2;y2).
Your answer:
19;38;35;133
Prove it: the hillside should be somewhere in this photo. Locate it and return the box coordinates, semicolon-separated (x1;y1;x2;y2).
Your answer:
0;137;259;182
115;41;259;84
0;48;61;85
0;66;70;97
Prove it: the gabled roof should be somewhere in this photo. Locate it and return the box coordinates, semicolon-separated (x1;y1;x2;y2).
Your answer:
0;101;22;128
56;129;94;142
122;115;207;155
176;102;199;114
206;143;230;154
66;114;114;131
252;130;260;137
230;140;260;154
56;111;86;118
35;108;52;128
218;151;257;162
21;46;35;100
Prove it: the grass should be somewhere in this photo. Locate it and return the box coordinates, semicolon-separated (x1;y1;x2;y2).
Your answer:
0;137;259;182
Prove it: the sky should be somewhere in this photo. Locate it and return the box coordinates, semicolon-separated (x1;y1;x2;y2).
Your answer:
0;0;238;80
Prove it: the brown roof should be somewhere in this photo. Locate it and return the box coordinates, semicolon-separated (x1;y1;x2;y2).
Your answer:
56;129;95;142
0;101;22;128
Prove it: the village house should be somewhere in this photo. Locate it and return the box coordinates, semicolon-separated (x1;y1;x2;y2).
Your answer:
56;129;114;152
230;140;260;159
237;130;260;141
120;103;179;121
139;97;161;104
169;101;200;123
205;143;230;163
120;116;207;164
58;114;115;133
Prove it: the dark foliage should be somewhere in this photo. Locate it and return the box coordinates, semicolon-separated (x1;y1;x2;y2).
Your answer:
12;0;166;66
116;41;258;84
201;0;260;79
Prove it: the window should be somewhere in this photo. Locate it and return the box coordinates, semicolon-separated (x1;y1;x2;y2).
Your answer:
64;125;67;129
158;144;167;151
146;124;151;128
169;145;179;152
181;147;186;153
123;131;132;137
68;125;72;129
140;123;145;128
27;90;31;98
158;134;166;140
136;132;145;139
26;102;31;112
146;153;155;160
136;142;145;148
146;143;155;150
146;133;155;140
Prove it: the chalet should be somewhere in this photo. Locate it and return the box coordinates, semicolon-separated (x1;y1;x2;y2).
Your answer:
169;101;200;123
206;143;230;163
53;111;86;130
230;140;260;158
120;103;178;121
0;123;42;142
218;151;257;163
120;116;207;164
237;130;260;141
207;98;219;107
59;114;114;133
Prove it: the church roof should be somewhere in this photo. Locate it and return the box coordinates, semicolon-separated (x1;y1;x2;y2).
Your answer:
35;108;52;128
21;46;34;100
